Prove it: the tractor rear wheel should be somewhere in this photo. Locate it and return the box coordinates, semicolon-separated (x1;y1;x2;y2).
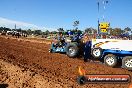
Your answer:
66;43;79;58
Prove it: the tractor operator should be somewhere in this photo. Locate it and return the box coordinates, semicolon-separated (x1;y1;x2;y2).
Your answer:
55;32;65;47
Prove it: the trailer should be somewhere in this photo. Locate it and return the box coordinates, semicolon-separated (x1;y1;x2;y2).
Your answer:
84;39;132;70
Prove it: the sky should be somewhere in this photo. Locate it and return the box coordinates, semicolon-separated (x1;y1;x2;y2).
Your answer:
0;0;132;31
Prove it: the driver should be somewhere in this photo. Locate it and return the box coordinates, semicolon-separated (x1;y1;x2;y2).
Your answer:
55;32;65;47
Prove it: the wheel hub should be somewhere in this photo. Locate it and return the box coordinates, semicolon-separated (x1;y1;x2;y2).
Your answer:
125;59;132;68
69;47;75;55
93;49;101;57
106;57;115;65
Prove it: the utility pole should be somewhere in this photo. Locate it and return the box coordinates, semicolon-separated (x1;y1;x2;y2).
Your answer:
97;2;100;35
15;24;16;30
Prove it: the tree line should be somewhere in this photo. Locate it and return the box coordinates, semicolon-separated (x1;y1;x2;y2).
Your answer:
0;26;131;36
85;27;132;36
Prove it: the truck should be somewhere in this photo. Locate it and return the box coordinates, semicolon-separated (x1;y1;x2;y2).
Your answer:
84;39;132;70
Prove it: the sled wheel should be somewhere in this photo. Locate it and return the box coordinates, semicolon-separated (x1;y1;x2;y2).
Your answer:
104;54;117;67
122;56;132;70
91;47;102;58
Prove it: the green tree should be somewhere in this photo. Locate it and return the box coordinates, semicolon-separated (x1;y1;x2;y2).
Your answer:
124;27;131;34
21;30;27;34
52;31;57;34
73;21;79;27
26;29;32;35
34;30;42;35
45;30;50;35
108;28;113;35
85;28;92;34
124;27;131;31
0;27;11;32
57;28;64;32
73;21;79;30
17;28;22;32
113;28;122;35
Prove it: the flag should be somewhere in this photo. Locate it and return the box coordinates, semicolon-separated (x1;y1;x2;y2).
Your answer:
103;0;109;4
106;0;109;3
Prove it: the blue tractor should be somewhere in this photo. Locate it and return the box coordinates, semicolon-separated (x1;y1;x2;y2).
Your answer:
49;31;84;58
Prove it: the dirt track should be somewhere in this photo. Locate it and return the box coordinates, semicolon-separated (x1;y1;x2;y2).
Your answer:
0;36;132;88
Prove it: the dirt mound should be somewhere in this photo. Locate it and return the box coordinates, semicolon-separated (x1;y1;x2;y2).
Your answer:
0;59;63;88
